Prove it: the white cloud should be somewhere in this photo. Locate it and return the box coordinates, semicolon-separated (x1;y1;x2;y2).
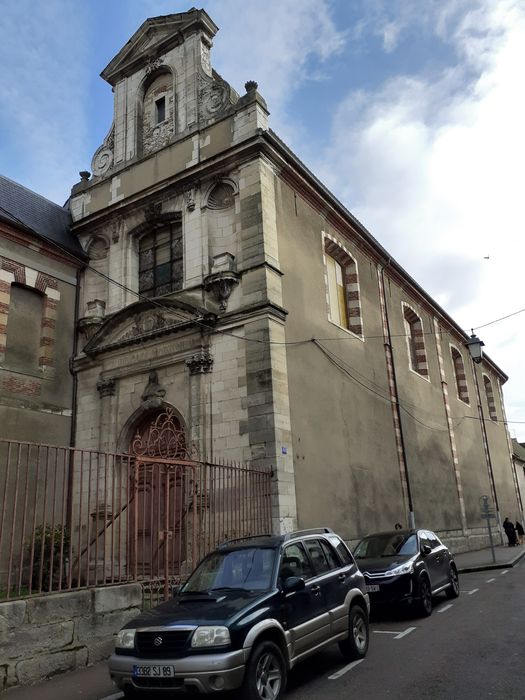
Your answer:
316;0;525;436
0;0;91;204
202;0;346;144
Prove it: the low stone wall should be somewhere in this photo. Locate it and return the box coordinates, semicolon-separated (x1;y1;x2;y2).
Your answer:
0;583;142;690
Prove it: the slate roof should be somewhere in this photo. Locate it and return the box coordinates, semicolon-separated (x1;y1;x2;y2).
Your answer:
512;439;525;464
0;174;85;259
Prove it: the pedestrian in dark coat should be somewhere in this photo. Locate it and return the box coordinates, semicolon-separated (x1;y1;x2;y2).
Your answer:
503;517;517;546
515;521;524;545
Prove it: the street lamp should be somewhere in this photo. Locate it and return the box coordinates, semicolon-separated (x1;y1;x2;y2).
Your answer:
465;332;503;543
465;333;485;364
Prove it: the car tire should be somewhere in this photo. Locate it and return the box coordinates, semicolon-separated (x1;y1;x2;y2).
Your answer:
338;604;369;660
241;640;287;700
417;576;433;617
446;565;460;599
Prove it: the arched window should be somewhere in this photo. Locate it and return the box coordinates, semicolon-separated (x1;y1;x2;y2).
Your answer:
451;346;469;403
323;236;362;336
139;222;183;297
483;375;497;421
4;284;44;371
403;305;428;377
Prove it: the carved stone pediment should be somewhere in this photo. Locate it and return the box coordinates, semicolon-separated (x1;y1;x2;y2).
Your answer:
101;11;218;86
82;298;216;356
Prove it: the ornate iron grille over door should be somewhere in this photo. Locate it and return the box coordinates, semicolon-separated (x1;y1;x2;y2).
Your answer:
129;409;197;594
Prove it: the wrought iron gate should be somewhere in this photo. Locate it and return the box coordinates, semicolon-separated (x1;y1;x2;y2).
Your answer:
0;414;272;601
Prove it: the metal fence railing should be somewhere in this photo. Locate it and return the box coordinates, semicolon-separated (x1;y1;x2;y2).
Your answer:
0;439;272;602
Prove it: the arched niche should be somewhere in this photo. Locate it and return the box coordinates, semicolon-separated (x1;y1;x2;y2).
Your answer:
136;67;176;158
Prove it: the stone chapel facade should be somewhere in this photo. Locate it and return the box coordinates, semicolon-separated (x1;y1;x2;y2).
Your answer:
69;9;522;549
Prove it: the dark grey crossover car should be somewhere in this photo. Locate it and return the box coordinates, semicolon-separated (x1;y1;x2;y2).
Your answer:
354;529;459;616
109;528;370;699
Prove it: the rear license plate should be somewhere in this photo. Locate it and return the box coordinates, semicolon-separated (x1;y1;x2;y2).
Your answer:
132;665;175;678
366;584;380;593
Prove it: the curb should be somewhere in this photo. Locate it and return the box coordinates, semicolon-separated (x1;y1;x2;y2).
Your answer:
457;549;525;574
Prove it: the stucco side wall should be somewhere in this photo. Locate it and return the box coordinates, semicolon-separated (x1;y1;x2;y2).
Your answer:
384;285;466;531
273;178;404;541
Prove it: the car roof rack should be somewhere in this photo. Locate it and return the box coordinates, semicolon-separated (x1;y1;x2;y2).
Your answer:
283;527;334;541
217;534;274;548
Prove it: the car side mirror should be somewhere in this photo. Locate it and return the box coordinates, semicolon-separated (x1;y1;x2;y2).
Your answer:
421;544;432;556
172;585;181;597
283;576;305;593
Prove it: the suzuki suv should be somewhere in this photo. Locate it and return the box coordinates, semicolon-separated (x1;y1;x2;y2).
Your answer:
109;528;370;699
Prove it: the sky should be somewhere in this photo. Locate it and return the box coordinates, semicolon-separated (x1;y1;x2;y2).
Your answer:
0;0;524;439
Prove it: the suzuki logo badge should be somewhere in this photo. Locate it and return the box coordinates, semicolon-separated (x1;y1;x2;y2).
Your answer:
153;636;163;646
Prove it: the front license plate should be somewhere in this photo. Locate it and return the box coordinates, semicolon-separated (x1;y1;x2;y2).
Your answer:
366;584;380;593
132;665;175;678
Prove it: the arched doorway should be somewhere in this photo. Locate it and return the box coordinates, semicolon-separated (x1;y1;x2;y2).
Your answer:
128;408;191;581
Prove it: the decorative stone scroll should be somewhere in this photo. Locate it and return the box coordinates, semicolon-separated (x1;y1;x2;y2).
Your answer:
91;125;115;177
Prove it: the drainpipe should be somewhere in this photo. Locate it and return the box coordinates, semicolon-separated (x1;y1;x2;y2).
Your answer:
66;267;82;542
378;260;416;528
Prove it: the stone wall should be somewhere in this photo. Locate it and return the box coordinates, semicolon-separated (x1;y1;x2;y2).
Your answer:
0;583;141;690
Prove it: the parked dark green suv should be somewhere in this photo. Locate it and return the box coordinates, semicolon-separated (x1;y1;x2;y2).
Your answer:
109;528;370;699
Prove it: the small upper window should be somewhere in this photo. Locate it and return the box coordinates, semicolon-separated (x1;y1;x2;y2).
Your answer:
139;221;183;297
403;305;428;377
323;236;362;336
155;97;166;124
483;375;497;421
451;346;469;403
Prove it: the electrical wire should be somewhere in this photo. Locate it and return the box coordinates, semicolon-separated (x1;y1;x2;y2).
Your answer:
4;207;524;427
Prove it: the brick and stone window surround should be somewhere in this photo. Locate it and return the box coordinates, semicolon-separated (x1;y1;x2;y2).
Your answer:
0;258;60;373
138;221;183;297
483;374;498;421
450;345;469;404
322;232;363;337
402;303;429;378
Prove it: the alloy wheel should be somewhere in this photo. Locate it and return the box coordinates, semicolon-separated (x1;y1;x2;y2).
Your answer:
255;650;282;700
353;611;368;652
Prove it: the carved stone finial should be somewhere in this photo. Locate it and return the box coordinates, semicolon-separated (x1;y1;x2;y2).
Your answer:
97;377;116;398
186;351;214;375
245;80;258;93
79;171;91;181
184;184;198;212
141;370;166;403
204;270;240;312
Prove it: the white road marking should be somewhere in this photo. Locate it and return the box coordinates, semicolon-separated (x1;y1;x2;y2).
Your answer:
373;626;416;639
486;578;496;583
329;658;364;679
500;569;509;575
100;694;122;700
465;588;479;595
437;604;453;613
394;626;416;639
373;630;399;635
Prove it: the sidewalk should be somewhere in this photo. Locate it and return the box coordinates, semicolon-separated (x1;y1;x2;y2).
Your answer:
4;544;524;699
453;542;525;572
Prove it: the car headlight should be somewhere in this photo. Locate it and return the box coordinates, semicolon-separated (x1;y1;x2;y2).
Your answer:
387;561;414;576
191;626;231;648
116;628;136;649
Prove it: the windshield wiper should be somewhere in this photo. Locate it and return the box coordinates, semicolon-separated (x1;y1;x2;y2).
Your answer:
209;586;245;591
